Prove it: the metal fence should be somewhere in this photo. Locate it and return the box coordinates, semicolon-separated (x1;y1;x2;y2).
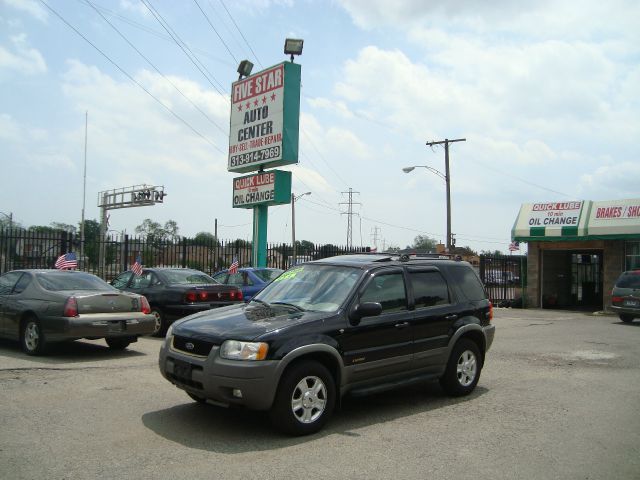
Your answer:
479;253;527;307
0;228;367;280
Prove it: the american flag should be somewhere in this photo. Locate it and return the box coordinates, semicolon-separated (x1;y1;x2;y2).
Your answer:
229;256;239;274
55;252;78;270
131;254;143;276
508;241;520;252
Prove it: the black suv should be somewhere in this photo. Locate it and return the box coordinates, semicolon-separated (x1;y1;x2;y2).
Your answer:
159;254;495;435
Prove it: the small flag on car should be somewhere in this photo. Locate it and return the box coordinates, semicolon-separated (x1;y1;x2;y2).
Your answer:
55;252;78;270
509;241;520;252
131;254;143;276
229;256;239;274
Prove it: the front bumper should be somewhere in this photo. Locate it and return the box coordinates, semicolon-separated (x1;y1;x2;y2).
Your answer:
159;335;280;411
44;312;156;341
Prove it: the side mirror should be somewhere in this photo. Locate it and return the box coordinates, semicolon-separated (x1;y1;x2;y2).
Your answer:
349;301;382;325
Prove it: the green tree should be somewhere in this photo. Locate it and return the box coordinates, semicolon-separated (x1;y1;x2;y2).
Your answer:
50;222;77;234
452;245;478;256
81;219;101;267
135;219;180;242
193;232;218;246
411;235;438;251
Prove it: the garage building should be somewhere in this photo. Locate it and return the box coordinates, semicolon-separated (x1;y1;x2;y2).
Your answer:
512;198;640;311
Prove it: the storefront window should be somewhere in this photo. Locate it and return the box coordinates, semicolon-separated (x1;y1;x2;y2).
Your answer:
625;241;640;270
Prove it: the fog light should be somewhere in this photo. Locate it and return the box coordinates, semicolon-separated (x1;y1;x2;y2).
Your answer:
232;389;243;398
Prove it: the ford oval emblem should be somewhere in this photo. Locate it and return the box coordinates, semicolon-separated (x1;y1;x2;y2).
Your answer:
185;342;195;351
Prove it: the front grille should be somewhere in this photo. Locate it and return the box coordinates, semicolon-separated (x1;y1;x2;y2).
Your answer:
172;335;215;357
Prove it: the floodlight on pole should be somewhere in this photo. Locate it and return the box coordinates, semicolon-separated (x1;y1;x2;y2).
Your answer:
291;191;311;266
237;60;254;79
284;38;304;62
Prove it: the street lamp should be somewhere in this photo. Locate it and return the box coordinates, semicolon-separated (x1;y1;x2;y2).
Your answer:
291;192;311;266
284;38;304;62
403;164;452;251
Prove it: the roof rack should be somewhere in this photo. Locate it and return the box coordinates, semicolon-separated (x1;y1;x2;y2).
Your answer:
365;252;461;262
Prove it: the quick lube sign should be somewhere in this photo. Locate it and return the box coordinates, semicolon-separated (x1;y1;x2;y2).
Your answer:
232;170;291;209
228;62;301;173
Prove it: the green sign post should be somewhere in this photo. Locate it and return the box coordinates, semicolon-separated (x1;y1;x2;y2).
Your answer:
228;61;301;267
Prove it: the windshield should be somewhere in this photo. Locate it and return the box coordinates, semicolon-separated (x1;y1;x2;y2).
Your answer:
253;268;283;282
158;269;218;285
37;272;116;292
616;271;640;289
252;264;362;312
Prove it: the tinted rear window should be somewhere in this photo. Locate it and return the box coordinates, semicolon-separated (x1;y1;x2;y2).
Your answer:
616;271;640;289
448;265;487;301
158;270;217;284
36;272;115;292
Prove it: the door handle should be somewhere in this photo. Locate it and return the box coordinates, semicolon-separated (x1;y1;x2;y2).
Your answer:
445;314;458;321
395;321;410;328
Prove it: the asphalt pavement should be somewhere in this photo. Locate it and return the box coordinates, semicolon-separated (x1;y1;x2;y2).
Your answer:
0;308;639;480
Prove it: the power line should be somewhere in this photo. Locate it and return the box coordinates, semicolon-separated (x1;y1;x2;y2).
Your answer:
193;0;239;65
218;0;264;69
83;0;228;136
140;0;228;96
39;0;224;153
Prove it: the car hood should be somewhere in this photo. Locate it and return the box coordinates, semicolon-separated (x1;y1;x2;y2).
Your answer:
172;303;332;342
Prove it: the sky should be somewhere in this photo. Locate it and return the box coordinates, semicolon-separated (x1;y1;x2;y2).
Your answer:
1;0;639;254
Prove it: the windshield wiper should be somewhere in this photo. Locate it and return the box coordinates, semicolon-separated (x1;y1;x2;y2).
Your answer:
270;301;305;312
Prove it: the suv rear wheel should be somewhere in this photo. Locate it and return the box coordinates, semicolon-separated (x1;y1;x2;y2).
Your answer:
270;360;335;436
440;338;482;396
619;314;634;323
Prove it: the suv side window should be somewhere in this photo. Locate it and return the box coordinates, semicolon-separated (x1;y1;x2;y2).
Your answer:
448;265;487;301
360;272;407;313
410;271;450;308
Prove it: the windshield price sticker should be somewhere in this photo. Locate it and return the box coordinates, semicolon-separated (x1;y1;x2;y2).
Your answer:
274;267;303;282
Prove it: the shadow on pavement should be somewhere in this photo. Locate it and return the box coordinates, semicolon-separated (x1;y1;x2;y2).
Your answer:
141;383;488;453
0;337;147;363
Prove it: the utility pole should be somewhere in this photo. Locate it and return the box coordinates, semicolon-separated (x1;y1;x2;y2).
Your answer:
340;188;361;249
371;226;381;251
425;138;466;252
80;111;88;269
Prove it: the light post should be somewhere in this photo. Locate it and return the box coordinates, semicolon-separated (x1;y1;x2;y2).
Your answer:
291;192;311;266
402;164;451;251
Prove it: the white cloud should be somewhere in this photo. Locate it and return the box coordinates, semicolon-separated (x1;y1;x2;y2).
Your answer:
306;97;355;119
579;162;640;199
0;33;46;75
2;0;48;22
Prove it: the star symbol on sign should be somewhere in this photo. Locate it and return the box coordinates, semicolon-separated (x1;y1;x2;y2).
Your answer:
237;104;242;112
253;99;259;107
270;93;276;102
262;96;267;104
245;101;251;110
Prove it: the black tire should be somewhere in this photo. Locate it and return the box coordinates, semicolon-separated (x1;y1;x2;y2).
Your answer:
105;337;132;350
187;392;207;404
269;360;336;436
619;314;634;323
440;338;482;397
20;316;47;356
150;307;166;337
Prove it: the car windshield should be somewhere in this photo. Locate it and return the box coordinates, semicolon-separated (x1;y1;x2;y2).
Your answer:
252;264;362;312
159;270;217;285
616;271;640;289
253;269;283;282
36;272;116;292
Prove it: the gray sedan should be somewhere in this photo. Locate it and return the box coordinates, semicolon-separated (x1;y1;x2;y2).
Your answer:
0;269;156;355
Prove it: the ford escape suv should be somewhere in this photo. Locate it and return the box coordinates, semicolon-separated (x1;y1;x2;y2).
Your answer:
159;254;495;435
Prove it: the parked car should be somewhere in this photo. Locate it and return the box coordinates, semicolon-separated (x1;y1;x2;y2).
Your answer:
211;267;283;301
611;270;640;322
111;268;243;336
0;269;155;355
159;253;495;435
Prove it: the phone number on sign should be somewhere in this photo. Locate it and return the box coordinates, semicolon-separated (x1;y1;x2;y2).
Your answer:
230;146;281;167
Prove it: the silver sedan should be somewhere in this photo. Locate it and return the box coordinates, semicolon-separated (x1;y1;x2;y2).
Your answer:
0;269;156;355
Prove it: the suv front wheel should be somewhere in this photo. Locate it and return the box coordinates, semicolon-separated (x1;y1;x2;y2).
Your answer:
440;338;482;396
270;360;336;436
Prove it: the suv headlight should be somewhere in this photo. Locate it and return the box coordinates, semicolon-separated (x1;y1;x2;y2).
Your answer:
220;340;268;361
